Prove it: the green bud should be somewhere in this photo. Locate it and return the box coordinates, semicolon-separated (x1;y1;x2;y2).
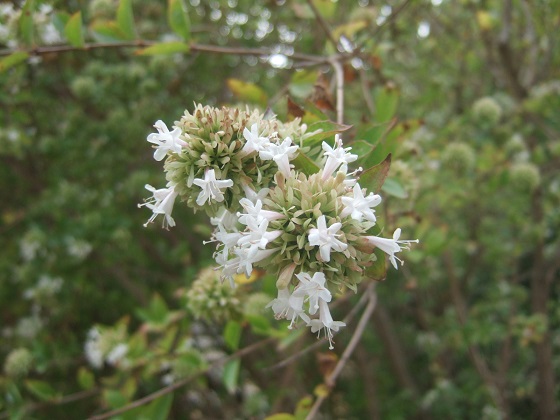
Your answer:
186;267;242;323
441;142;476;173
509;163;541;192
4;348;33;378
472;97;502;125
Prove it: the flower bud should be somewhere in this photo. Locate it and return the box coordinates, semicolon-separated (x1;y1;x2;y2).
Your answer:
441;142;476;173
4;348;33;378
509;163;541;192
472;97;502;125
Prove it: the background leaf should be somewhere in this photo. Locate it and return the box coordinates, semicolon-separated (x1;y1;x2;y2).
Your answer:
64;12;85;48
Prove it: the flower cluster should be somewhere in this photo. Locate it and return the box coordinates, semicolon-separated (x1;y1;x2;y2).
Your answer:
140;105;417;348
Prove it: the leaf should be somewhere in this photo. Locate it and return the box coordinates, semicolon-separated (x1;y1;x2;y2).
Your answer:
0;52;29;73
311;0;337;19
136;294;169;324
224;320;242;351
25;380;59;402
136;42;190;56
222;359;240;394
91;21;128;41
364;249;387;281
77;367;95;390
374;84;399;123
333;20;368;40
52;12;70;36
103;389;128;409
246;314;273;336
227;78;268;107
136;41;191;55
168;0;191;41
381;177;408;198
292;150;320;176
117;0;136;40
294;395;313;420
64;12;85;48
265;415;296;420
289;70;317;99
314;383;330;397
302;120;352;148
143;393;174;420
19;0;35;46
359;154;391;193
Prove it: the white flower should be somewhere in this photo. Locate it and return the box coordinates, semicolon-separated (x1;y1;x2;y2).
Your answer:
292;272;331;315
210;207;239;232
241;123;272;154
237;198;284;226
241;184;270;203
308;300;345;349
308;215;348;262
341;183;382;223
106;344;128;366
139;183;178;229
321;135;358;180
365;228;419;269
259;137;299;177
237;217;282;259
147;120;186;161
84;328;103;369
192;169;234;206
233;246;276;278
267;288;310;329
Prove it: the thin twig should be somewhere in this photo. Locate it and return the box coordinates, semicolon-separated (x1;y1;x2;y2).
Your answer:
87;337;275;420
305;283;378;420
329;56;345;124
305;0;339;49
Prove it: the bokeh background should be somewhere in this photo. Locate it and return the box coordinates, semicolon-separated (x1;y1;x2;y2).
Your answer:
1;0;559;418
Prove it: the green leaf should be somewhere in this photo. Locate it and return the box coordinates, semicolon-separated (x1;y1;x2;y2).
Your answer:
65;12;85;48
265;415;296;420
227;78;268;107
374;84;399;123
136;42;190;56
25;380;59;402
289;70;317;98
0;52;29;73
91;21;128;41
103;389;128;409
168;0;191;41
381;177;408;198
302;120;352;148
224;320;242;351
359;154;391;193
222;359;240;394
295;395;313;420
52;12;70;36
136;294;169;324
246;314;273;336
142;393;174;420
77;367;95;390
292;151;320;176
117;0;136;40
311;0;337;19
19;0;35;46
364;249;387;281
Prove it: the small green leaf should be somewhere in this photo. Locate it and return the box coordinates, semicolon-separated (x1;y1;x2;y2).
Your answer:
136;294;169;324
359;154;391;193
265;415;296;420
381;177;408;198
168;0;191;41
365;249;387;281
224;320;242;351
289;70;317;98
77;367;95;390
292;151;320;176
103;389;128;409
25;380;59;402
295;395;313;420
136;42;190;56
246;314;273;336
222;359;240;394
0;52;29;73
91;21;128;41
52;12;70;36
65;12;85;48
143;393;174;420
374;84;399;123
227;78;268;107
117;0;136;40
301;120;352;148
19;0;35;46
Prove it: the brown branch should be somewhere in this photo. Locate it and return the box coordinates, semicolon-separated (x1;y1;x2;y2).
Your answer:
305;283;378;420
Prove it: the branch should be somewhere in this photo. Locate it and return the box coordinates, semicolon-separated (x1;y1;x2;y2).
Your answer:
305;283;378;420
305;0;339;49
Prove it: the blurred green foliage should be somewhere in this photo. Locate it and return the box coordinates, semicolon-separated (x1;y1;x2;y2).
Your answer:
1;0;559;418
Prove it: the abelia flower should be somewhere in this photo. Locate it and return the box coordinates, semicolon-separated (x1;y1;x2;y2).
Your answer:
241;123;272;155
259;137;298;177
365;228;419;269
292;272;331;315
308;300;346;350
139;183;178;229
147;120;186;161
321;134;358;179
341;183;382;223
308;215;348;262
192;169;234;206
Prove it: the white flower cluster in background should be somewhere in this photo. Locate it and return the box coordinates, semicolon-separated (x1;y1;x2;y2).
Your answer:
140;105;418;348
